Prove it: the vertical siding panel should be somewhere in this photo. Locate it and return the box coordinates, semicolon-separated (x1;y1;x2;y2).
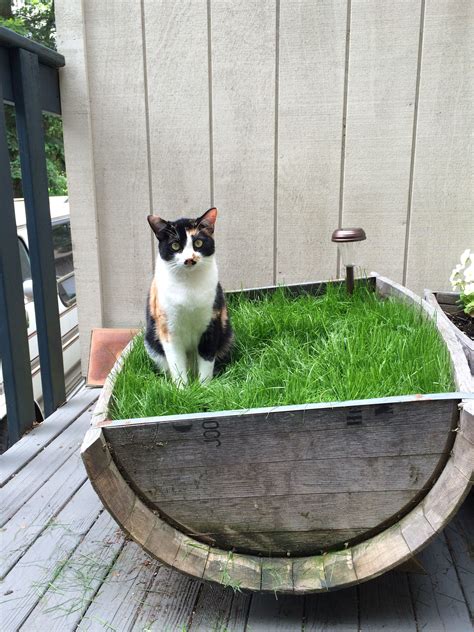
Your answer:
277;0;347;283
144;0;211;216
55;0;103;374
342;1;421;283
211;0;276;289
83;0;152;327
406;1;473;294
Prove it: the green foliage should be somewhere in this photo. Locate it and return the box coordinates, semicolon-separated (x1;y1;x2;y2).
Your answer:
1;1;67;196
109;285;455;420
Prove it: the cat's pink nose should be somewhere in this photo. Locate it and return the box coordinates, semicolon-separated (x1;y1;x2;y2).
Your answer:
184;258;197;267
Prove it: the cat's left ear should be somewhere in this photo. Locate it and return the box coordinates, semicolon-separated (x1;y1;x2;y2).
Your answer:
197;207;218;234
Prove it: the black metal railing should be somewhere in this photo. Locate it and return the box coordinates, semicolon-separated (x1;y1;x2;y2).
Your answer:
0;27;66;446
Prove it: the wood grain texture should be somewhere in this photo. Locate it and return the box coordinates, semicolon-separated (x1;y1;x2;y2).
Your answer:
22;510;124;632
82;0;152;328
245;593;305;630
405;1;474;295
54;0;103;374
408;533;473;631
211;0;276;289
342;1;421;283
144;0;211;217
0;481;102;631
425;289;474;374
276;0;346;283
359;571;417;631
0;385;98;486
104;395;455;554
304;587;358;631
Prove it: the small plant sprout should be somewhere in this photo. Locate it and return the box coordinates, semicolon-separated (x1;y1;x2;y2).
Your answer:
331;227;367;295
450;249;474;316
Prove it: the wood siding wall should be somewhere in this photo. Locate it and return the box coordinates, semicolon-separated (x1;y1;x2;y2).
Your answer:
55;0;473;373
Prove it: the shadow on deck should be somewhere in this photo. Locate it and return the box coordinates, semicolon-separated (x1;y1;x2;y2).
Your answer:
0;386;472;631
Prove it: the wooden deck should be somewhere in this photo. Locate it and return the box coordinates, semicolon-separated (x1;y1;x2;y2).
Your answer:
1;386;473;632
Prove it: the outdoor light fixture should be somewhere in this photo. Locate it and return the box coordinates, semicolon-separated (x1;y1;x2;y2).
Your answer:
331;227;367;295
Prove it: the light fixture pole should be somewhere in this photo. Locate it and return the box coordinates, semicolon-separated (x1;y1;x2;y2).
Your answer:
331;228;367;295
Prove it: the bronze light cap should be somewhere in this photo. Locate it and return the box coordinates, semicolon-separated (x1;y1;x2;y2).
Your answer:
331;227;367;243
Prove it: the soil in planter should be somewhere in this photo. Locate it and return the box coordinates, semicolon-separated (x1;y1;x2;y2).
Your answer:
109;284;455;420
445;310;474;340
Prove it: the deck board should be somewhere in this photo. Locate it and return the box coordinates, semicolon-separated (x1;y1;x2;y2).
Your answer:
0;388;472;631
0;385;98;486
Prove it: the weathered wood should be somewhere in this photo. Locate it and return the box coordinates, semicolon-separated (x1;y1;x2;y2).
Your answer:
0;450;87;578
106;406;454;469
130;564;200;632
304;587;358;631
408;533;472;631
188;583;252;632
245;593;304;630
78;541;158;631
22;510;124;632
0;481;102;631
422;459;471;533
0;406;95;525
216;529;367;557
352;525;411;581
323;549;358;590
0;385;97;486
426;289;474;374
261;558;294;593
342;1;421;283
405;1;473;296
276;0;346;283
293;555;326;593
359;571;417;631
211;0;276;289
444;494;474;617
203;550;262;592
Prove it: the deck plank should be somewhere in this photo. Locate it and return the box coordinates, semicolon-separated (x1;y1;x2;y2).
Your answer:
0;407;94;525
188;584;235;631
130;564;201;631
77;540;159;631
304;587;358;631
22;510;124;631
359;571;416;631
444;492;474;619
409;533;473;632
0;450;88;578
0;481;102;631
0;385;97;486
245;593;304;630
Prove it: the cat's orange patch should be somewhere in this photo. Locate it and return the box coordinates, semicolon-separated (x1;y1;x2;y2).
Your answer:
187;227;198;237
149;279;170;342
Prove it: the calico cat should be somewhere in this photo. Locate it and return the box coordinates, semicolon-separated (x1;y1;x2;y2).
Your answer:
145;207;233;386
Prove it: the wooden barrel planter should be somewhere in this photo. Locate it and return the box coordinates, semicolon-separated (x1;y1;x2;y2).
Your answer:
81;273;474;594
425;289;474;374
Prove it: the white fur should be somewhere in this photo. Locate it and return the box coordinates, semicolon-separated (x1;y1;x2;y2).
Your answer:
153;233;218;385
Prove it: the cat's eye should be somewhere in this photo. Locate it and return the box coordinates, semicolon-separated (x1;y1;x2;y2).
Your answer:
194;239;203;249
171;242;180;251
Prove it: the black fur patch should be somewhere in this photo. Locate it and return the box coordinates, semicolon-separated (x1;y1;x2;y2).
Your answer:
198;283;233;373
144;294;165;358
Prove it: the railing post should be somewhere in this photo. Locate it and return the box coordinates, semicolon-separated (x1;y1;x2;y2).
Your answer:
11;48;66;416
0;80;36;443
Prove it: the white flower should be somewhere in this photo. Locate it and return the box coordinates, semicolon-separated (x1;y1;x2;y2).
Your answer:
464;262;474;283
460;249;472;267
464;282;474;296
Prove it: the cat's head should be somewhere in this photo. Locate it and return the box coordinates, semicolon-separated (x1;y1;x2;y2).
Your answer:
147;208;217;271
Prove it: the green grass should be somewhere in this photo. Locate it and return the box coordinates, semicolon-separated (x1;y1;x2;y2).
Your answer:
109;284;454;420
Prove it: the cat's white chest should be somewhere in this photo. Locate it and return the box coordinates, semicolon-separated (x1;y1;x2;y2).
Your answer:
156;262;217;351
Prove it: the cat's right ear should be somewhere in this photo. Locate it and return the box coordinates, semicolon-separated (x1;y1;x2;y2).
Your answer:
148;215;169;239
